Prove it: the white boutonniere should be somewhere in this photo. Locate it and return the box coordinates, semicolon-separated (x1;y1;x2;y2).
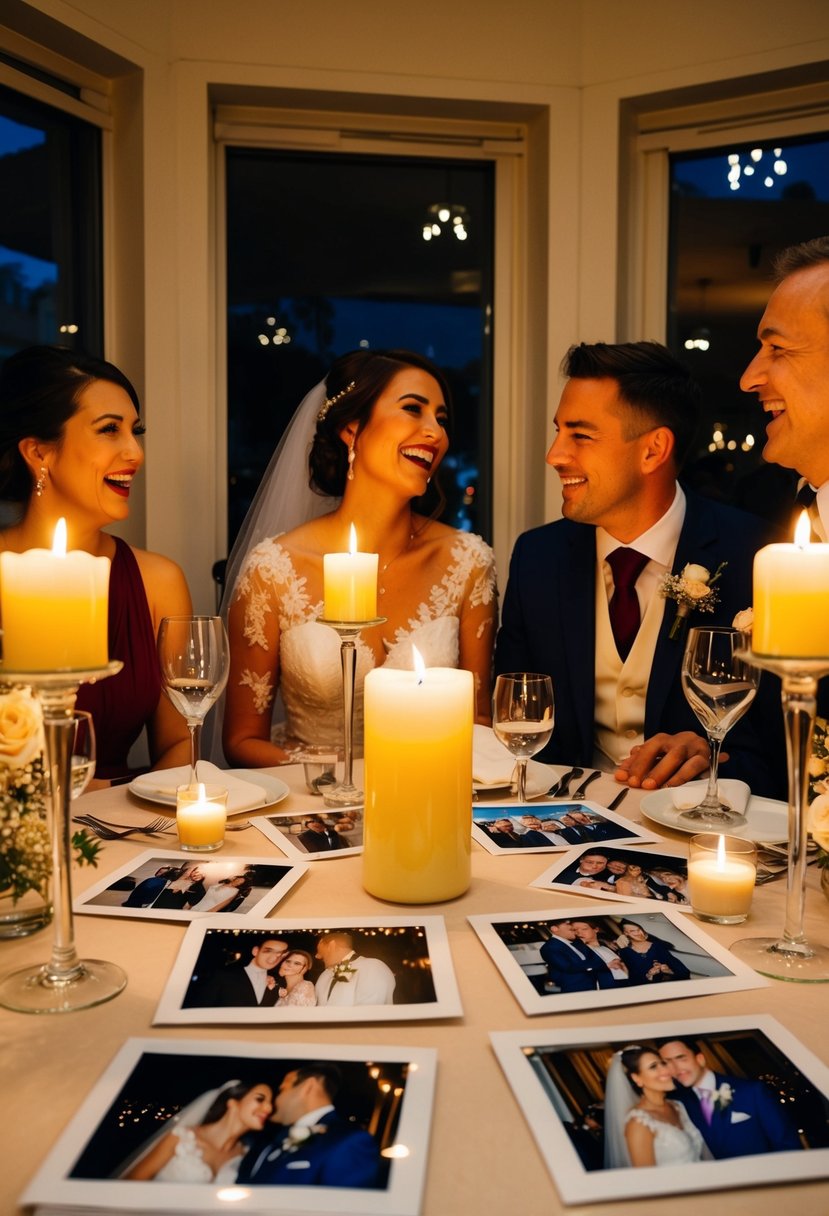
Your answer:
282;1124;327;1152
712;1082;733;1112
331;959;357;985
660;561;726;640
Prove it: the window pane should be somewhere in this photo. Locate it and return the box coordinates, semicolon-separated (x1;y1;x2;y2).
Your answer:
0;83;102;359
225;148;494;549
668;133;829;517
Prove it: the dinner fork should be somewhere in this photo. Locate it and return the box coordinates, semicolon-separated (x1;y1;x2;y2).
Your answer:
547;767;579;797
571;770;601;800
72;814;174;839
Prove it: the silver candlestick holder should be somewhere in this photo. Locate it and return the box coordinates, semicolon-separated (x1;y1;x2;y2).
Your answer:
0;662;126;1013
731;648;829;982
317;617;385;809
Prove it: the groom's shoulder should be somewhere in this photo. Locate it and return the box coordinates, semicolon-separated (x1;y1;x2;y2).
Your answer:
510;518;591;560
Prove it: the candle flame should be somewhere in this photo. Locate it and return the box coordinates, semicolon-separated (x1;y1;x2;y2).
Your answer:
716;833;726;869
349;523;358;556
197;782;207;801
794;510;811;548
52;517;67;557
412;644;425;684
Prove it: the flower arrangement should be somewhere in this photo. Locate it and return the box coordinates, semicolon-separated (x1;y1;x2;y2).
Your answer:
0;686;100;911
331;958;357;985
282;1124;328;1151
712;1082;733;1112
660;561;727;641
807;715;829;870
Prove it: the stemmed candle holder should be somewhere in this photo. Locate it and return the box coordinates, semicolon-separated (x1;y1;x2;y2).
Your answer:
317;617;385;809
731;649;829;982
0;662;126;1013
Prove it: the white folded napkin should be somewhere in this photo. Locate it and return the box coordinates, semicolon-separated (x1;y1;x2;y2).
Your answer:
130;761;270;814
669;778;751;815
472;724;566;798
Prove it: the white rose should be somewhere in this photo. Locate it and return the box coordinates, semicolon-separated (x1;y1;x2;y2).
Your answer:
681;563;710;584
0;688;43;770
808;793;829;852
808;756;829;778
733;607;753;632
683;579;711;600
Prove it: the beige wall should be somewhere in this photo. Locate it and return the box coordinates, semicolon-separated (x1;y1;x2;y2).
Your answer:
4;0;829;608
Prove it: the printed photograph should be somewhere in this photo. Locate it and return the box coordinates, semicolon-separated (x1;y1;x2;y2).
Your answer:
21;1037;436;1216
530;842;692;906
254;809;364;858
74;850;306;922
472;800;657;855
468;905;766;1014
491;1015;829;1204
153;916;462;1024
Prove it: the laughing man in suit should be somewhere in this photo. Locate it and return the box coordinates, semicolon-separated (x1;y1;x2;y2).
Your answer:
495;341;785;798
657;1036;801;1159
237;1063;383;1187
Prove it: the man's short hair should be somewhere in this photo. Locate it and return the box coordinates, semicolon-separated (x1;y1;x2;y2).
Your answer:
773;236;829;282
320;930;353;949
290;1062;343;1101
562;340;701;467
654;1034;700;1054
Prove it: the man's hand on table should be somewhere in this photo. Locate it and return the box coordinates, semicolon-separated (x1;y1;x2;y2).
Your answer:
613;731;720;790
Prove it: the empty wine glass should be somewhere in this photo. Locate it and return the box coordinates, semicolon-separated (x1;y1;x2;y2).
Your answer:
679;626;759;826
492;673;554;803
157;616;230;781
70;711;96;798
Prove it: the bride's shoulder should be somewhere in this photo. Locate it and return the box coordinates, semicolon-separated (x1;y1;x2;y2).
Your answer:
416;519;494;565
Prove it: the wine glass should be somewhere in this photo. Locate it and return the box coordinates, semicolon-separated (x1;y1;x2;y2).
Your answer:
70;711;96;798
492;673;554;803
679;626;759;826
157;616;230;781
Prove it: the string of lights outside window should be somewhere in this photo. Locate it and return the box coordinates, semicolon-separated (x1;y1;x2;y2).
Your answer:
708;423;756;456
726;145;788;192
256;315;292;347
421;203;469;242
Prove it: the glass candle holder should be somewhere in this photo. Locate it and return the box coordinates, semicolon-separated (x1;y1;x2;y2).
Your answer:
176;783;228;852
687;833;757;924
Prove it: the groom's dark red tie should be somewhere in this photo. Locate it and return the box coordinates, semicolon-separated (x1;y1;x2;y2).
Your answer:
606;548;650;661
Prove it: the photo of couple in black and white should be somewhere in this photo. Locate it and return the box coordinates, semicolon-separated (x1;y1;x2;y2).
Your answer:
472;802;653;855
33;1035;435;1216
154;917;462;1024
533;843;691;906
491;1018;829;1204
470;909;765;1015
74;851;304;922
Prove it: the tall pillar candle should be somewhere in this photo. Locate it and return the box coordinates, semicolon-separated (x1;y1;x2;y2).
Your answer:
0;519;109;670
363;662;473;903
753;512;829;657
323;524;378;621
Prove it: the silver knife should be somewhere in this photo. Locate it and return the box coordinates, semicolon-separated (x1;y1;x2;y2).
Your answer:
571;770;601;799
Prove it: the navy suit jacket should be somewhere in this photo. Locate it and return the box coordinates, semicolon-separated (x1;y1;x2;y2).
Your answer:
237;1110;383;1187
495;491;786;798
539;935;623;991
674;1072;801;1158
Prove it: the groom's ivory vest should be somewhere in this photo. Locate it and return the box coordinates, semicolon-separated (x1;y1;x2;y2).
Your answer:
594;568;664;766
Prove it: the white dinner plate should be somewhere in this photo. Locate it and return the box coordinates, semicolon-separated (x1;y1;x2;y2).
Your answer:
128;769;290;815
639;787;788;843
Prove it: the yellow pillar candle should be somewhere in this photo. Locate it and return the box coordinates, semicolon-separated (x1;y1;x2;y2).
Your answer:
688;833;756;924
323;524;378;621
0;518;109;670
176;782;227;851
363;653;473;903
753;512;829;657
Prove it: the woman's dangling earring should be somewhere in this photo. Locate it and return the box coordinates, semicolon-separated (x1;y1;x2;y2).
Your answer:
35;465;47;498
347;438;356;481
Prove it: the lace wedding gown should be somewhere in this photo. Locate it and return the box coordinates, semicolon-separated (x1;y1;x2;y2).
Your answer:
232;529;496;752
624;1101;708;1165
153;1127;244;1183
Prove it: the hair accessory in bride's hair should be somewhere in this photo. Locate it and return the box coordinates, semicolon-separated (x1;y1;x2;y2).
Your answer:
317;380;356;422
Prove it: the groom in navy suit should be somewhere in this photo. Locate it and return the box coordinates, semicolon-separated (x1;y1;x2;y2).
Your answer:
539;920;624;992
237;1063;383;1188
658;1037;801;1158
495;341;785;798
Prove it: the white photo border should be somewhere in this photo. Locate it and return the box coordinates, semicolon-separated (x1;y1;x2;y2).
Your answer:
254;809;364;860
154;914;463;1025
531;841;691;907
472;798;659;856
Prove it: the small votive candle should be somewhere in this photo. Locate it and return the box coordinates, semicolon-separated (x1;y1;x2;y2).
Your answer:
687;832;757;924
176;782;228;852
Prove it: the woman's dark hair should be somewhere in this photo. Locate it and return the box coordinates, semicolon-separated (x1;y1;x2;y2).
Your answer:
621;920;650;938
0;345;141;503
279;948;313;974
201;1080;271;1127
309;348;452;507
621;1044;659;1095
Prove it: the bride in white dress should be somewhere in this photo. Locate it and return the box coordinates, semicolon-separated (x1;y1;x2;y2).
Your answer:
219;349;497;766
120;1079;273;1182
603;1045;710;1168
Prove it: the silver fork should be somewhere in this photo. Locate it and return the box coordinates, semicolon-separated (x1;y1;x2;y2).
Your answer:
571;770;601;800
72;814;174;839
547;767;580;797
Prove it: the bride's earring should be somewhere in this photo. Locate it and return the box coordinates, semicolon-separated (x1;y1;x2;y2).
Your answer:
35;465;47;498
347;438;356;481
